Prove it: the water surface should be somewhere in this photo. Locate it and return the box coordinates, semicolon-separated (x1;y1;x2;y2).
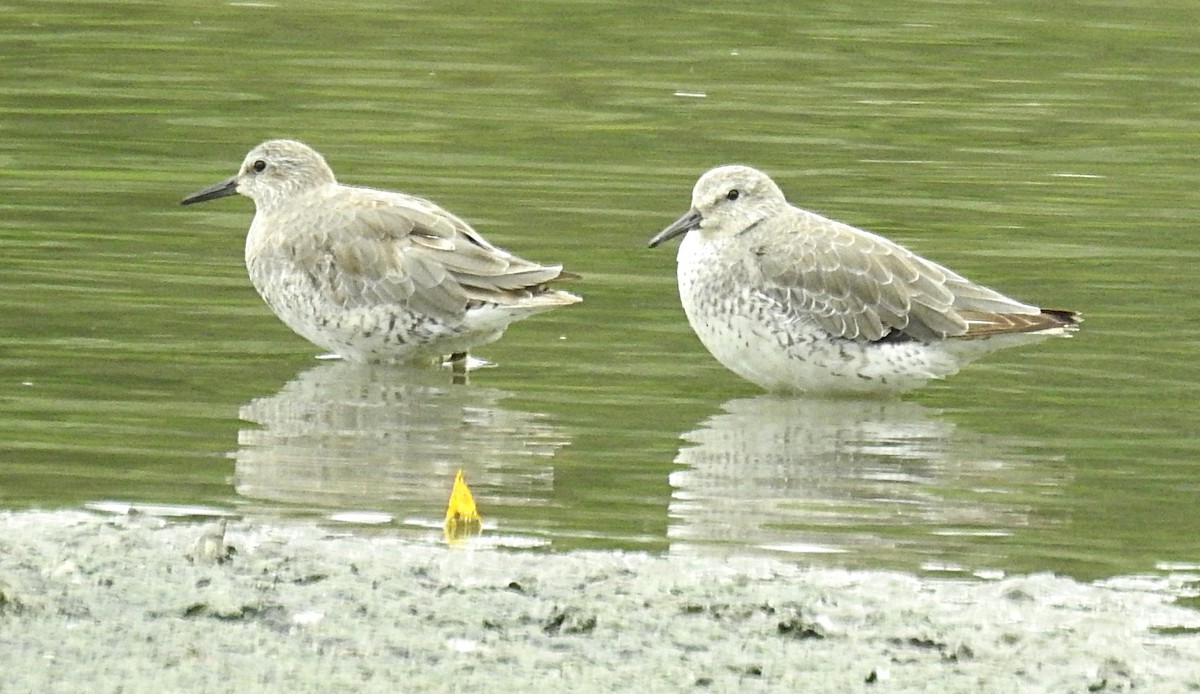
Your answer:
2;0;1198;581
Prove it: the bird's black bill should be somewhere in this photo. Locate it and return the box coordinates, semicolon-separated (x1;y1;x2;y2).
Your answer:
180;175;239;205
648;208;703;248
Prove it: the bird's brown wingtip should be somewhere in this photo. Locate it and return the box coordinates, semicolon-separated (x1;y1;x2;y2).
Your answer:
1043;308;1082;328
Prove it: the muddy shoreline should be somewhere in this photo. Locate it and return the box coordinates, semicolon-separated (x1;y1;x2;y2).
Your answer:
2;511;1198;692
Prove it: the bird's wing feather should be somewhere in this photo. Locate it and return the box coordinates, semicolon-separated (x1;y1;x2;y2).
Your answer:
751;209;1038;342
268;188;572;322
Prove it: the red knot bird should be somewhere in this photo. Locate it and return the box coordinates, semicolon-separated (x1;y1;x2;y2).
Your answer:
182;139;580;369
649;165;1080;394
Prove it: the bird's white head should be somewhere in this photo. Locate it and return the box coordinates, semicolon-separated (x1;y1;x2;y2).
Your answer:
648;164;787;248
181;139;338;214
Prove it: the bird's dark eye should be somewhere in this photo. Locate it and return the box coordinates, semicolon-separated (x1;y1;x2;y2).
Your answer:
726;189;740;201
252;160;266;173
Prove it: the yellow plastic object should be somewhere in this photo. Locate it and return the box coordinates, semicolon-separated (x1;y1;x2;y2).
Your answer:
444;469;482;544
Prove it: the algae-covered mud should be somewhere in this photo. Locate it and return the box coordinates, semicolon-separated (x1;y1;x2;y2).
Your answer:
2;512;1199;693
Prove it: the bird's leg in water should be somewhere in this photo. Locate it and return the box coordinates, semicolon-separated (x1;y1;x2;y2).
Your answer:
447;352;469;385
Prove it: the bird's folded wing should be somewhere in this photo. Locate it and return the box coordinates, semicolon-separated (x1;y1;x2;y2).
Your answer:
274;191;569;322
751;214;1038;342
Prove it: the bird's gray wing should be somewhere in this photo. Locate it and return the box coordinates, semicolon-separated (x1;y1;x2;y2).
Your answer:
750;211;1035;342
274;189;569;322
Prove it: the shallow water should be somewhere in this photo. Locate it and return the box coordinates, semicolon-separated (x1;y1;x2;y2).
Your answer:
2;0;1198;581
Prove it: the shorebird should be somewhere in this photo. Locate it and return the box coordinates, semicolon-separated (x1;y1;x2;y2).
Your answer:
649;165;1080;394
181;139;580;369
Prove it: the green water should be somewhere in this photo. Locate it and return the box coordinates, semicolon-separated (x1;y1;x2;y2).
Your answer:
2;0;1198;580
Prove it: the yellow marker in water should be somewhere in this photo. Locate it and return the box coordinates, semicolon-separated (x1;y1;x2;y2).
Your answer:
444;469;482;544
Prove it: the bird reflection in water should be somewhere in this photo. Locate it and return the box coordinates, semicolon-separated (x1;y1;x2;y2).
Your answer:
667;395;1067;572
233;361;571;534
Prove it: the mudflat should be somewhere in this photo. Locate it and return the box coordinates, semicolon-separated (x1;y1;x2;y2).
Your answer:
2;511;1197;692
